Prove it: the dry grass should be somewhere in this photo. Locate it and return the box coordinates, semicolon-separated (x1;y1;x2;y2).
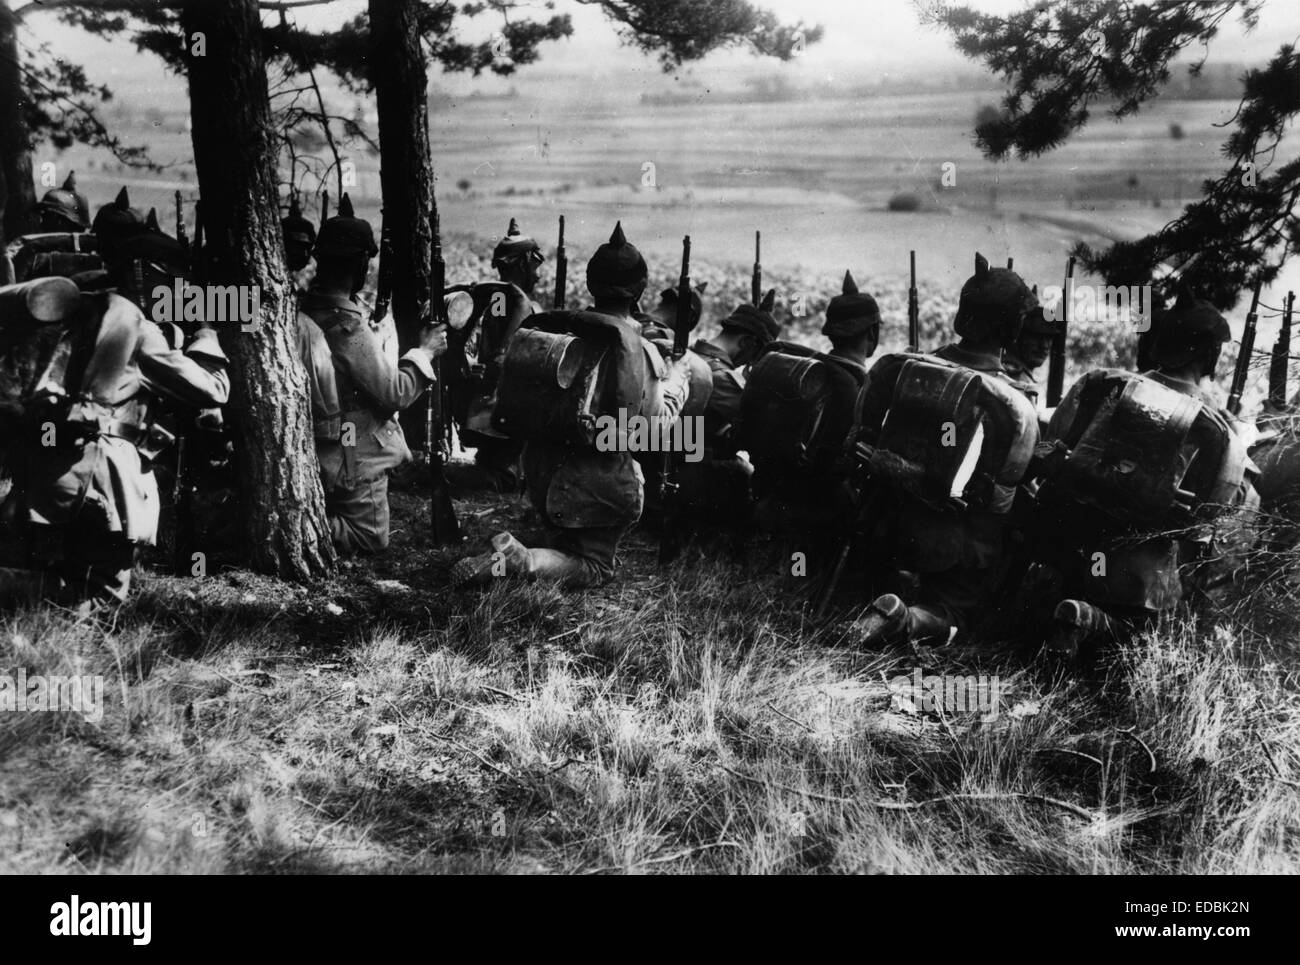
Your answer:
2;485;1298;875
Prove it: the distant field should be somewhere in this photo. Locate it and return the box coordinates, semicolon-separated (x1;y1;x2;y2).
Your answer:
52;86;1300;327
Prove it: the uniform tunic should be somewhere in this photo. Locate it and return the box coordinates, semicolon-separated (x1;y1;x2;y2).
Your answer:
297;290;435;553
17;292;230;601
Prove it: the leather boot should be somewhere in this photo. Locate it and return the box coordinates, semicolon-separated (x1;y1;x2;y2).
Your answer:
905;603;956;645
852;593;910;649
1045;598;1118;662
450;531;532;587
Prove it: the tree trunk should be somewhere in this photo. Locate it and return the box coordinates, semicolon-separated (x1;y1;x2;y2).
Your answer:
181;0;334;580
369;0;434;449
0;0;35;243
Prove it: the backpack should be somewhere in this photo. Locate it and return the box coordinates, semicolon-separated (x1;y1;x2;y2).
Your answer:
1044;369;1247;525
0;279;92;462
855;352;1039;512
492;310;648;449
3;232;102;285
737;341;867;469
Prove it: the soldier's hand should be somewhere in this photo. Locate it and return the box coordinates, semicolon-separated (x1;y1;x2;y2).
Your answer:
419;324;449;359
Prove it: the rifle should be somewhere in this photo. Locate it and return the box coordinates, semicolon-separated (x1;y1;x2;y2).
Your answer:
812;440;888;619
658;235;692;566
175;191;188;248
751;230;762;308
428;186;461;545
1046;256;1074;407
372;223;393;323
321;190;330;223
907;250;919;352
1269;290;1295;409
1227;278;1264;416
553;215;567;310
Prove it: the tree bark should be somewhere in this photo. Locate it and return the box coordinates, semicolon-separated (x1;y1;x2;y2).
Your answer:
181;0;334;580
369;0;433;449
0;0;35;243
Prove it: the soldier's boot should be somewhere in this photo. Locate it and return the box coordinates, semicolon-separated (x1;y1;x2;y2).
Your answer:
853;593;910;649
1045;599;1117;662
520;548;593;587
904;603;957;646
450;531;531;588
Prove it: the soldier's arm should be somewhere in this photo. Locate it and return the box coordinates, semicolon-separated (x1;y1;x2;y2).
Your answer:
332;314;434;412
133;304;231;409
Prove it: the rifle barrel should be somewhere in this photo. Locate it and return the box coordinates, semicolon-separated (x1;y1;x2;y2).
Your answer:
1273;291;1296;408
1047;257;1074;407
553;215;567;310
907;250;919;353
1228;279;1264;416
751;230;761;307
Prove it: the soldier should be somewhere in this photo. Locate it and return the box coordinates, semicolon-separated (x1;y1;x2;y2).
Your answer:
451;222;699;589
0;265;230;607
296;194;450;554
673;292;779;530
445;219;545;493
2;173;101;285
637;283;704;342
749;272;879;545
1001;298;1057;403
91;187;147;265
1031;294;1257;659
281;198;317;292
35;172;91;233
851;254;1039;647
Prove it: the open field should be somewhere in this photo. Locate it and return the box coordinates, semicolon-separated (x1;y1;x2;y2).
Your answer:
57;80;1300;311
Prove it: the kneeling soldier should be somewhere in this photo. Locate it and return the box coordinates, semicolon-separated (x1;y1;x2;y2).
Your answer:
452;222;702;588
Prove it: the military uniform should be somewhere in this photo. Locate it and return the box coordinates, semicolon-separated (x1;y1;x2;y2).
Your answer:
853;254;1039;646
1001;301;1058;404
453;223;698;588
1034;296;1257;656
0;281;229;604
299;289;436;554
297;195;442;554
752;273;876;543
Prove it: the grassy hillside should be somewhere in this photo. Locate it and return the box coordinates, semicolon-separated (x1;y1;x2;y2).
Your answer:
3;480;1298;874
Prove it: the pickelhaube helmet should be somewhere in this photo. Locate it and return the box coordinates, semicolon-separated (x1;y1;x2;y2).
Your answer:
1149;293;1231;368
720;288;780;343
312;193;378;259
36;172;90;230
823;270;881;338
491;218;542;269
954;252;1037;346
586;221;647;301
281;197;317;271
91;187;147;254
